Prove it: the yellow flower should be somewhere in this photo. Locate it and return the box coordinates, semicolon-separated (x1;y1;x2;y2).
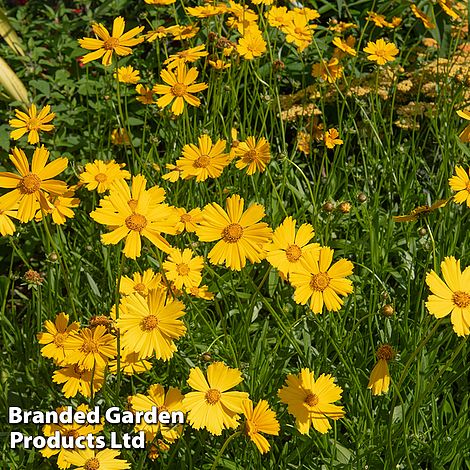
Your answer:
278;369;345;434
332;36;357;57
186;5;225;17
242;399;279;454
0;146;68;223
363;38;399;65
65;449;129;470
37;312;80;365
129;384;184;442
410;4;435;29
0;191;19;236
188;284;214;300
183;362;249;435
312;58;343;83
78;16;144;67
34;187;80;225
163;45;208;70
233;136;271;175
9;103;55;144
438;0;459;19
146;26;170;42
324;128;343;148
449;166;470;207
281;13;316;52
79;159;130;193
135;84;155;104
392;199;448;222
119;268;163;297
163;248;204;290
162;163;184;182
292;6;320;21
237;28;267;59
115;65;140;84
457;109;470;142
175;134;231;181
425;256;470;336
145;0;175;4
52;363;105;398
111;128;130;145
167;24;200;40
109;349;152;376
265;6;290;28
265;216;319;278
290;246;354;314
368;344;396;395
153;64;208;115
117;288;186;360
208;59;231;70
197;194;273;271
175;207;202;233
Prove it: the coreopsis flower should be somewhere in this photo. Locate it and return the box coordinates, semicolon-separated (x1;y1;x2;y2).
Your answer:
290;246;354;314
425;256;470;336
324;128;343;148
278;369;345;434
63;326;116;370
186;5;225;17
153;64;208;115
65;449;130;470
129;384;184;442
281;13;316;51
183;362;249;435
363;39;399;65
109;349;152;375
449;166;470;207
241;399;279;454
115;65;140;84
410;4;435;29
208;59;231;70
175;207;202;233
9;103;55;144
457;109;470;142
78;160;130;193
175;134;231;181
226;1;258;31
145;0;175;4
188;284;214;300
312;58;343;83
265;6;290;28
135;84;155;104
329;21;358;33
146;26;170;42
232;136;271;175
37;312;80;365
163;248;204;290
197;194;273;270
52;363;105;398
164;45;208;70
162;163;184;182
111;128;130;145
292;6;320;20
117;288;186;360
237;28;267;59
251;0;274;4
167;25;200;40
34;188;80;225
366;11;390;28
0;191;18;236
119;268;163;297
368;344;396;395
438;0;459;19
332;36;357;56
78;16;144;67
0;146;68;223
392;199;448;222
266;217;320;278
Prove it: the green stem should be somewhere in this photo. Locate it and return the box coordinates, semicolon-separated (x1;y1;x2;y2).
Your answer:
210;431;241;470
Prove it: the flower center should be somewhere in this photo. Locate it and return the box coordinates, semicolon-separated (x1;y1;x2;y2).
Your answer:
127;198;138;211
304;393;319;407
194;155;211;168
125;213;147;232
65;429;79;438
84;458;100;470
205;388;221;405
309;272;330;291
466;182;470;192
294;27;303;35
103;37;119;50
171;83;187;97
243;149;258;162
452;291;470;308
53;333;67;347
285;244;302;262
176;263;190;276
222;223;244;243
180;213;192;223
18;173;41;194
245;420;258;435
189;286;199;295
73;364;85;375
376;344;396;361
134;282;146;294
94;173;107;183
141;314;159;331
27;117;40;130
80;339;99;354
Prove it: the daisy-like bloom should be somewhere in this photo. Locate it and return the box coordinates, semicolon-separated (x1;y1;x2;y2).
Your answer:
278;369;345;434
241;399;280;454
292;6;320;20
153;64;208;115
449;166;470;207
393;199;448;222
129;384;184;442
0;146;68;223
78;16;144;67
63;326;116;370
162;163;184;182
324;128;343;148
410;4;435;29
53;363;105;398
188;284;214;300
164;45;208;70
167;25;200;40
332;36;357;57
119;268;163;297
368;344;396;395
65;448;130;470
9;103;55;145
366;11;391;28
135;84;155;105
252;0;274;4
281;13;316;52
175;207;202;233
37;313;80;365
290;246;354;314
186;4;225;17
115;65;140;84
183;362;249;435
145;0;175;4
266;217;320;278
457;109;470;142
35;187;80;225
438;0;459;20
425;256;470;336
117;288;186;360
176;134;231;181
197;194;273;271
146;26;170;42
163;248;204;290
226;2;258;32
233;136;271;175
109;349;152;376
329;21;358;34
312;58;343;83
237;28;267;60
363;38;399;65
0;191;18;236
208;59;231;70
265;6;290;28
78;159;130;193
